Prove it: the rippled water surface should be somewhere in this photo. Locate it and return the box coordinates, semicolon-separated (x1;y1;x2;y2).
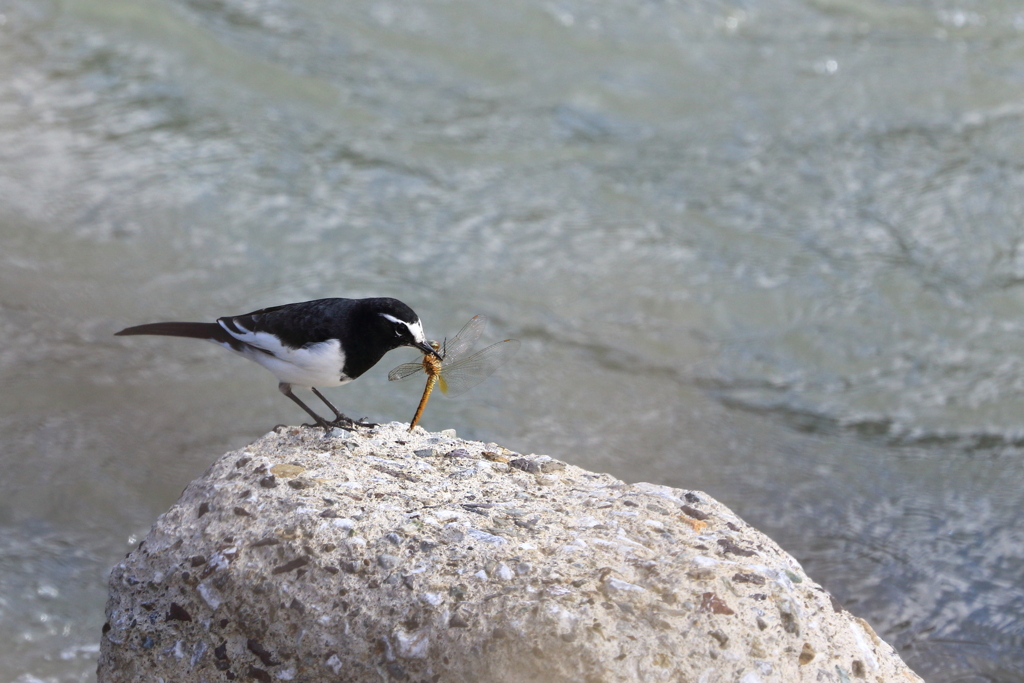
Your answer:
3;0;1024;680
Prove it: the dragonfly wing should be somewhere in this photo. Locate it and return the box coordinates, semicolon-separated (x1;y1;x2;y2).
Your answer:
388;362;426;382
441;315;488;362
438;339;521;397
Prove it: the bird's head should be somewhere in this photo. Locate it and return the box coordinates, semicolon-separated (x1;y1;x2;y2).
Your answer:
372;299;442;359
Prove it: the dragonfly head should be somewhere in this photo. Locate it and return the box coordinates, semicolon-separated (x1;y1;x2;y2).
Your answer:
415;339;443;360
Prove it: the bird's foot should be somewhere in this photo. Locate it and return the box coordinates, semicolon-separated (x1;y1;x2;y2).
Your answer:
299;418;334;432
327;414;376;430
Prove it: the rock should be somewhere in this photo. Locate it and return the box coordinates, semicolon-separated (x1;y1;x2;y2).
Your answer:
98;423;923;683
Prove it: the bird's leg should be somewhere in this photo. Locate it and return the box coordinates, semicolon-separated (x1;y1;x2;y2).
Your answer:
310;387;350;423
278;383;331;431
311;387;377;429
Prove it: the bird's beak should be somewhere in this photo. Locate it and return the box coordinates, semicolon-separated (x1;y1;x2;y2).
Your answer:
415;340;443;360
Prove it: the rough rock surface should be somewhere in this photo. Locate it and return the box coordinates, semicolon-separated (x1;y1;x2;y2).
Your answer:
99;423;922;683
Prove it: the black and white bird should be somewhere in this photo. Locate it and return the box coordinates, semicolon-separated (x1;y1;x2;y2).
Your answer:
115;297;440;430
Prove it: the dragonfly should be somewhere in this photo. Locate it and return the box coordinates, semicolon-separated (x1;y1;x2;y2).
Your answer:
388;315;520;431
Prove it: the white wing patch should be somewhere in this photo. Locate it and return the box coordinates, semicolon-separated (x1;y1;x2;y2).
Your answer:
380;313;425;344
216;319;348;387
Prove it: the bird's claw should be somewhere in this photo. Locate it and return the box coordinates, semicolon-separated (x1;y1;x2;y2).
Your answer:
326;415;377;430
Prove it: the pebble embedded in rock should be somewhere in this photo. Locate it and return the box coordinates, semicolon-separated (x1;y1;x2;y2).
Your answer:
680;504;709;521
270;464;304;478
509;458;541;474
699;592;735;616
377;554;400;570
733;572;765;585
271;557;309;575
165;603;191;622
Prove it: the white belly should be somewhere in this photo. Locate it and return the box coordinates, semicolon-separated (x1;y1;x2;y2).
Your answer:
217;337;349;388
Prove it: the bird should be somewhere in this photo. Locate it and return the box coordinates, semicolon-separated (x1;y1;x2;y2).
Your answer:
115;297;441;430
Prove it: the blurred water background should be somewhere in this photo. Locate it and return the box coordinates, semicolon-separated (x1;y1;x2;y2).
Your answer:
3;0;1024;680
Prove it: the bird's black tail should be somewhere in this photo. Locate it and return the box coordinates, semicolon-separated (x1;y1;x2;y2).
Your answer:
115;321;240;349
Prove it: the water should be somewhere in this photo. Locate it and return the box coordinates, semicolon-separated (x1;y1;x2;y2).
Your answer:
2;0;1024;679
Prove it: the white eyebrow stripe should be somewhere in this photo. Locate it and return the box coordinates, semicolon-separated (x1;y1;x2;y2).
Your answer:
380;313;426;344
407;319;425;344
